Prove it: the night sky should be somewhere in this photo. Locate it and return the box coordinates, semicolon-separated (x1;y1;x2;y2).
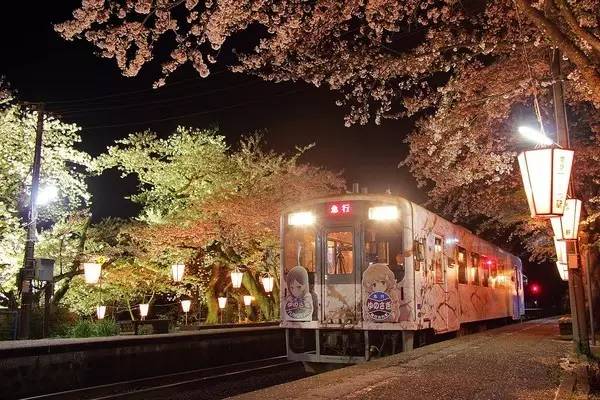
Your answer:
1;1;565;307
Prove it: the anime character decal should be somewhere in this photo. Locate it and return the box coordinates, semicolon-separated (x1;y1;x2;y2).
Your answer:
284;265;314;321
362;263;411;323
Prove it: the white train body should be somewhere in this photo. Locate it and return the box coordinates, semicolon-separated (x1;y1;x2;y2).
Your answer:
280;194;525;363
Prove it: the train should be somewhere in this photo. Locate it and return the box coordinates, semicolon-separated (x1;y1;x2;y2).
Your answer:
280;193;525;364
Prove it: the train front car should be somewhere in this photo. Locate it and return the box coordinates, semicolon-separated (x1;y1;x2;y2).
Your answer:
280;195;415;364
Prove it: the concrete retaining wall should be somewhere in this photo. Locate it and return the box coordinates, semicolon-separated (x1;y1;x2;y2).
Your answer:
0;325;284;399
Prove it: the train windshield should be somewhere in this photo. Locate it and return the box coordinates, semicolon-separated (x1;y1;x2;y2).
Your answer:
283;225;316;272
364;221;403;279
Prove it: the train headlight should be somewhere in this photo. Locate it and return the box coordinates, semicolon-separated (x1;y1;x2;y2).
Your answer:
368;206;399;221
288;211;315;226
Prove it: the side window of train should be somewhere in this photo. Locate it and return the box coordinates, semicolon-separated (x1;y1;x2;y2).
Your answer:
471;253;480;285
434;237;444;283
365;222;403;281
482;258;490;287
284;225;316;273
457;246;467;284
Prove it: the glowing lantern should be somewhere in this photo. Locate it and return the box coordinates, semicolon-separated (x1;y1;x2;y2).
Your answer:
556;262;569;281
261;275;274;293
83;262;101;284
171;263;185;282
231;268;243;289
217;296;227;309
181;299;191;313
288;211;315;226
554;237;568;264
139;303;149;320
243;295;253;306
550;199;582;241
517;148;574;218
96;305;106;320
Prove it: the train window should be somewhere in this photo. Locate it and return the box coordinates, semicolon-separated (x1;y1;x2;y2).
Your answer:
326;231;353;274
434;237;443;283
457;247;467;284
365;223;403;280
284;226;316;272
482;258;490;287
471;253;480;285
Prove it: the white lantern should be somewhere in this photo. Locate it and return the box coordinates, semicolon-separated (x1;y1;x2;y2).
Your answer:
550;199;582;241
96;305;106;320
517;148;574;218
217;296;227;309
261;275;274;293
171;263;185;282
139;303;150;320
181;299;191;313
556;262;569;281
231;268;243;289
243;295;253;306
554;237;568;265
83;262;102;284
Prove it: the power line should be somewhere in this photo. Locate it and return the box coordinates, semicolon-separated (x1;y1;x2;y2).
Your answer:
80;88;303;130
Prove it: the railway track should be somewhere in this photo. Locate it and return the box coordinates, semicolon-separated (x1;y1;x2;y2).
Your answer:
20;356;299;400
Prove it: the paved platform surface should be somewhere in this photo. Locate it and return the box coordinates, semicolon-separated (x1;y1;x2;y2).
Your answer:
232;318;572;400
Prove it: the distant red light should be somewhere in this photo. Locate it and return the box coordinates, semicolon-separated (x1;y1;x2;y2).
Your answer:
530;283;541;294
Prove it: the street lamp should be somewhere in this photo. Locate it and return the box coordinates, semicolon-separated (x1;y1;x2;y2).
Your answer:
181;299;191;325
171;263;185;282
554;237;568;265
217;296;227;324
36;185;58;206
230;267;243;289
83;262;102;284
517;147;574;218
243;295;253;306
551;199;582;241
139;303;149;320
261;274;274;293
96;305;106;320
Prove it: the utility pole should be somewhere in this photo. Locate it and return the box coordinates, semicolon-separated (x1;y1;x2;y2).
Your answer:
550;49;590;354
18;103;44;340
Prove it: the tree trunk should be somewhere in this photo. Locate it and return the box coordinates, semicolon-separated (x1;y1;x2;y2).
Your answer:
242;273;273;320
205;263;221;324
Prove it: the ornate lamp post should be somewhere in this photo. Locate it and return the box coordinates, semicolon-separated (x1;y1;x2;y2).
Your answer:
96;305;106;320
230;267;243;289
139;303;150;320
517;147;574;218
171;263;185;282
217;296;227;324
181;299;191;325
261;274;274;293
83;262;102;285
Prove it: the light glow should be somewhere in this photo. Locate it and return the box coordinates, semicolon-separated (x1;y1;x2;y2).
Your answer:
83;262;101;284
171;263;185;282
96;305;106;320
231;268;243;288
518;126;554;146
368;205;399;221
181;299;191;313
550;199;582;240
518;148;574;218
217;296;227;309
261;275;274;293
288;211;316;226
36;185;58;206
139;303;150;319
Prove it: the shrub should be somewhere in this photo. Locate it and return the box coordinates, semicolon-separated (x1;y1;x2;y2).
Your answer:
95;319;119;336
67;319;119;338
137;324;154;335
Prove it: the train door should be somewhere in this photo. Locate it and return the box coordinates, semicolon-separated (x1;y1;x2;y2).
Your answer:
433;235;458;332
321;227;357;323
512;265;523;319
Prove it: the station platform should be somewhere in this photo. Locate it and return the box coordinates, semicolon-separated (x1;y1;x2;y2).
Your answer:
232;318;577;400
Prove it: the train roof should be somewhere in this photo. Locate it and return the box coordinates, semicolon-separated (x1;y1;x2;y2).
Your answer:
282;193;521;264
